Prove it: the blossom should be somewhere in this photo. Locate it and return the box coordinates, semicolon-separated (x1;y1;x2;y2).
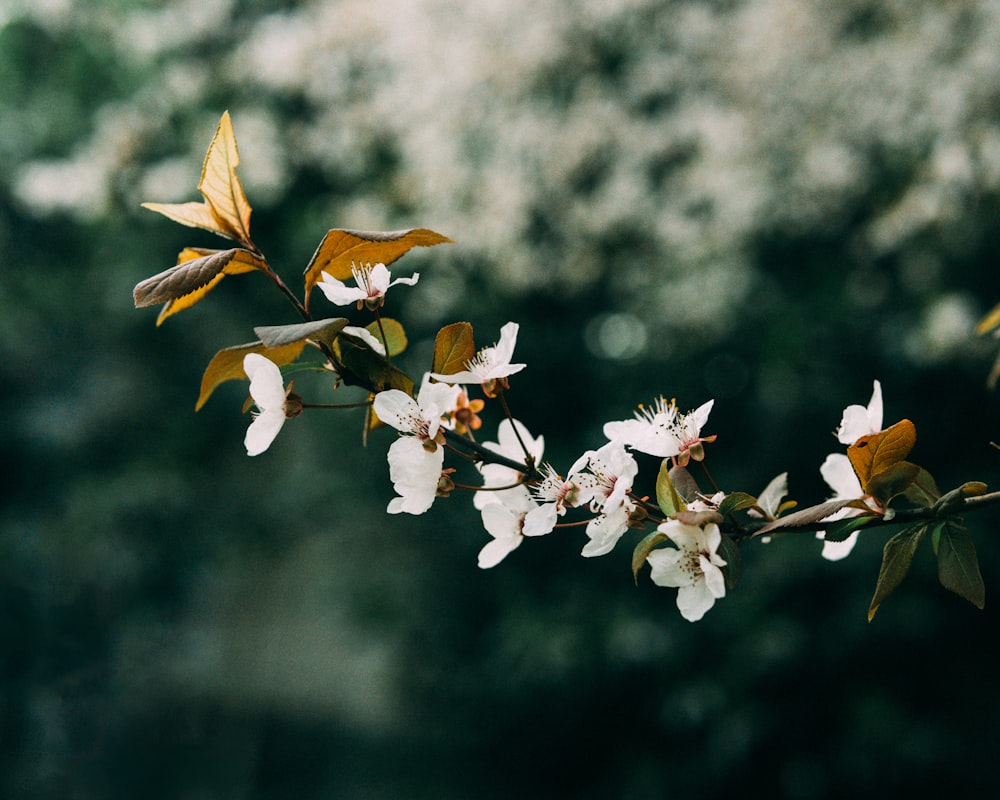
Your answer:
836;380;883;445
477;486;547;568
572;440;639;557
243;353;295;456
474;418;545;511
373;374;461;515
647;519;728;622
816;381;885;559
524;462;583;536
603;397;716;465
815;453;875;561
430;321;526;396
319;261;419;309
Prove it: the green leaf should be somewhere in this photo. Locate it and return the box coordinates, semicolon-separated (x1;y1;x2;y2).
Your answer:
866;460;921;507
432;322;475;375
655;460;686;516
903;466;941;508
936;520;986;609
631;530;669;584
717;533;742;591
339;341;414;395
824;514;876;543
366;317;408;357
755;498;872;535
717;492;758;517
254;318;349;348
868;524;929;621
668;465;701;504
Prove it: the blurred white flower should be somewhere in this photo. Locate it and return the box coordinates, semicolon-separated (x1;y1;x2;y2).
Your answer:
647;519;728;622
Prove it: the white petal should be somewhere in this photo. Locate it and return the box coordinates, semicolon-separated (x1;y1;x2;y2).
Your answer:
373;390;420;432
646;547;686;587
244;353;286;411
245;408;285;456
699;555;727;599
675;579;717;622
366;262;392;293
581;507;630;557
388;270;420;288
318;273;367;306
689;399;715;433
385;437;442;514
493;322;519;366
819;531;859;561
523;503;558;537
819;453;863;498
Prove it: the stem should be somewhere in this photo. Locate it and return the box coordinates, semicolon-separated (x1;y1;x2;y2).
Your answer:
263;264;311;322
302;401;373;410
497;389;533;463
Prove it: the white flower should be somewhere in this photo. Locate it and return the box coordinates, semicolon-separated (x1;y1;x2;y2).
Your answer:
748;472;789;520
815;453;876;561
429;321;526;394
474;418;545;510
522;462;584;537
647;520;728;622
373;374;462;515
478;486;546;568
243;353;291;456
836;380;883;445
572;440;639;557
319;261;419;309
603;397;716;465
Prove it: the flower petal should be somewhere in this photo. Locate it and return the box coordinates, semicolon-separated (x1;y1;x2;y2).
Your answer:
244;353;286;411
318;273;366;306
245;408;285;456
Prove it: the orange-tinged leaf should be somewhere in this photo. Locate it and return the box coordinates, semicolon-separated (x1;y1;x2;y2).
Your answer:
141;111;253;245
196;340;306;410
133;247;266;325
847;419;916;492
432;322;475;375
303;228;453;308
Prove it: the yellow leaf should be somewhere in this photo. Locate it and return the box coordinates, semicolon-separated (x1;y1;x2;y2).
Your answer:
141;111;253;246
133;247;267;325
303;228;453;310
976;300;1000;336
848;419;917;493
196;340;306;410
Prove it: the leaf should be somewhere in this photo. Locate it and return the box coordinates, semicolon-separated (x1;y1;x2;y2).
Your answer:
936;520;986;609
903;466;941;508
254;318;349;349
655;460;686;516
133;247;266;325
142;111;253;245
196;340;306;410
433;322;476;375
302;228;453;308
338;341;415;395
868;524;929;621
976;300;1000;335
866;460;921;507
755;498;872;535
824;514;876;543
717;534;742;591
367;317;408;357
668;465;701;504
717;492;759;517
631;530;669;584
847;419;916;491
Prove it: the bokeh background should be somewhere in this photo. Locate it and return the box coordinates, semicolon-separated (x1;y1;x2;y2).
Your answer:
3;0;1000;797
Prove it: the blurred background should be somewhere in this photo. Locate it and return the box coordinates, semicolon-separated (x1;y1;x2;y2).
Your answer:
2;0;1000;797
